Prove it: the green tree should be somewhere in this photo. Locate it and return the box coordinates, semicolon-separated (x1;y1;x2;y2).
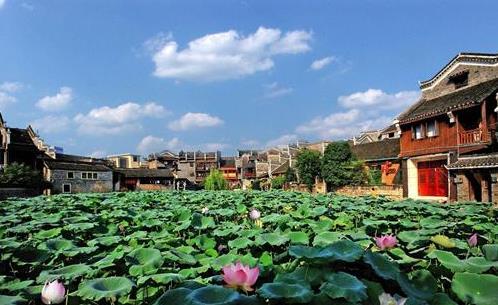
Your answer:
203;169;228;190
321;141;367;188
296;149;322;190
0;162;42;187
271;175;286;189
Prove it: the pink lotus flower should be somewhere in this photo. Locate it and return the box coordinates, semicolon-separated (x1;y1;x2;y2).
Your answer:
375;234;397;250
379;293;407;305
249;209;261;220
468;233;478;247
41;280;66;304
222;262;259;292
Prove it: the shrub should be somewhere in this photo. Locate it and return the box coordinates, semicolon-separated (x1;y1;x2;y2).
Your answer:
322;141;367;188
203;169;228;190
0;162;42;187
271;175;286;189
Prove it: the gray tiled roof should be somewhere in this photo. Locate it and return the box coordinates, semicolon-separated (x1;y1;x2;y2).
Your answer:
447;154;498;169
398;78;498;124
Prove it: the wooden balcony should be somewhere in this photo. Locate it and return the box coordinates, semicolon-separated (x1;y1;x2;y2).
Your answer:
459;128;491;146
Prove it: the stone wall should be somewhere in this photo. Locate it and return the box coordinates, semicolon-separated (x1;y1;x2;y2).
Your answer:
51;169;113;194
334;185;403;200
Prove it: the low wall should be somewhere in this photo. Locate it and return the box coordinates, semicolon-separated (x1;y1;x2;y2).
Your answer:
334;185;403;200
137;184;172;191
0;187;40;200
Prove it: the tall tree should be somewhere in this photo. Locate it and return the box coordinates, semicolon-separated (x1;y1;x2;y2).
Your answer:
321;141;367;188
296;149;322;190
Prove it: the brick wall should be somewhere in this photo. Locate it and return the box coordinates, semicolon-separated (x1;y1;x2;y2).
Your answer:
334;185;403;200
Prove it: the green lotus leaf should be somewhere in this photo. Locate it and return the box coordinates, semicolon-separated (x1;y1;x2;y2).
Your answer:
431;293;458;305
77;277;134;301
137;273;184;285
153;288;192;305
0;295;26;305
87;235;121;247
125;248;164;276
290;239;363;263
258;283;313;304
465;257;498;273
430;235;456;248
64;222;95;232
228;237;252;249
388;248;420;264
397;270;437;301
40;238;74;252
362;279;384;305
255;233;289;246
274;267;326;287
0;238;22;250
34;228;62;240
12;247;49;265
287;232;309;245
186;286;241;305
37;264;92;283
428;250;465;272
363;251;400;280
482;244;498;261
312;232;343;247
320;272;367;303
451;273;498;305
0;280;33;292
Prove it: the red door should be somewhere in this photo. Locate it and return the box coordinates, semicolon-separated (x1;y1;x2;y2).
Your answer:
418;160;448;197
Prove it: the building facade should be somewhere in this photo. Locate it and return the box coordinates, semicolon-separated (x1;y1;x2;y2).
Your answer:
397;52;498;202
107;153;143;169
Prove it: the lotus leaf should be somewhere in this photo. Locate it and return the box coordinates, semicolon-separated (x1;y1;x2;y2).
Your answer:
125;248;164;276
77;277;134;301
363;251;400;280
451;273;498;305
0;295;26;305
320;272;367;303
37;264;92;283
258;283;313;304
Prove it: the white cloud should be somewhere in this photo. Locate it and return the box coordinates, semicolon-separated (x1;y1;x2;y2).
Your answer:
21;2;34;10
0;92;16;109
266;134;298;148
263;82;293;99
168;112;223;131
202;143;229;151
74;102;168;135
241;139;260;148
296;88;420;139
0;0;5;9
30;115;70;134
310;56;335;70
137;135;181;154
0;82;22;92
36;87;73;111
338;89;420;110
151;26;312;81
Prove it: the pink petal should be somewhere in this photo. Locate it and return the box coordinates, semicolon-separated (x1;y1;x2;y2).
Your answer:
232;269;248;286
245;267;260;286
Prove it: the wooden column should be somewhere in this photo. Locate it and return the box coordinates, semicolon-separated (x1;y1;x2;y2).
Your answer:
481;99;488;141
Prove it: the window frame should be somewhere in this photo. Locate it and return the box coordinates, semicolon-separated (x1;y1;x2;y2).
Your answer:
412;124;425;140
92;172;98;180
62;183;71;193
82;172;87;179
67;172;74;179
426;120;439;138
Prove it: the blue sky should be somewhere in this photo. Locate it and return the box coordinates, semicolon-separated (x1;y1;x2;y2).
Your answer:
1;0;497;157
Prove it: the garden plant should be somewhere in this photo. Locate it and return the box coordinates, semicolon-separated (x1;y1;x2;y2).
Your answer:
0;191;497;305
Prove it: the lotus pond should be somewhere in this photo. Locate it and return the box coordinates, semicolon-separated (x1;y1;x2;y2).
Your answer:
1;191;498;305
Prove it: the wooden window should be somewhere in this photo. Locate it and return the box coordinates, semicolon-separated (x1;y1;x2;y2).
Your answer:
412;124;424;140
449;71;469;89
82;172;87;179
426;120;438;137
62;183;71;193
67;172;74;179
92;173;98;179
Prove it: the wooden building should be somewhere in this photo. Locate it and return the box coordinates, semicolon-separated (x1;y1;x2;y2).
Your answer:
220;157;238;188
397;52;498;202
177;150;220;184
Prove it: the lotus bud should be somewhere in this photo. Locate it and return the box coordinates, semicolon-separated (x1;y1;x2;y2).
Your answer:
41;280;66;304
375;234;397;250
222;262;259;292
468;233;478;247
249;209;260;220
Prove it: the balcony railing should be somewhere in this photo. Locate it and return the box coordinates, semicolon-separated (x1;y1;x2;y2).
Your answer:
459;128;491;146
